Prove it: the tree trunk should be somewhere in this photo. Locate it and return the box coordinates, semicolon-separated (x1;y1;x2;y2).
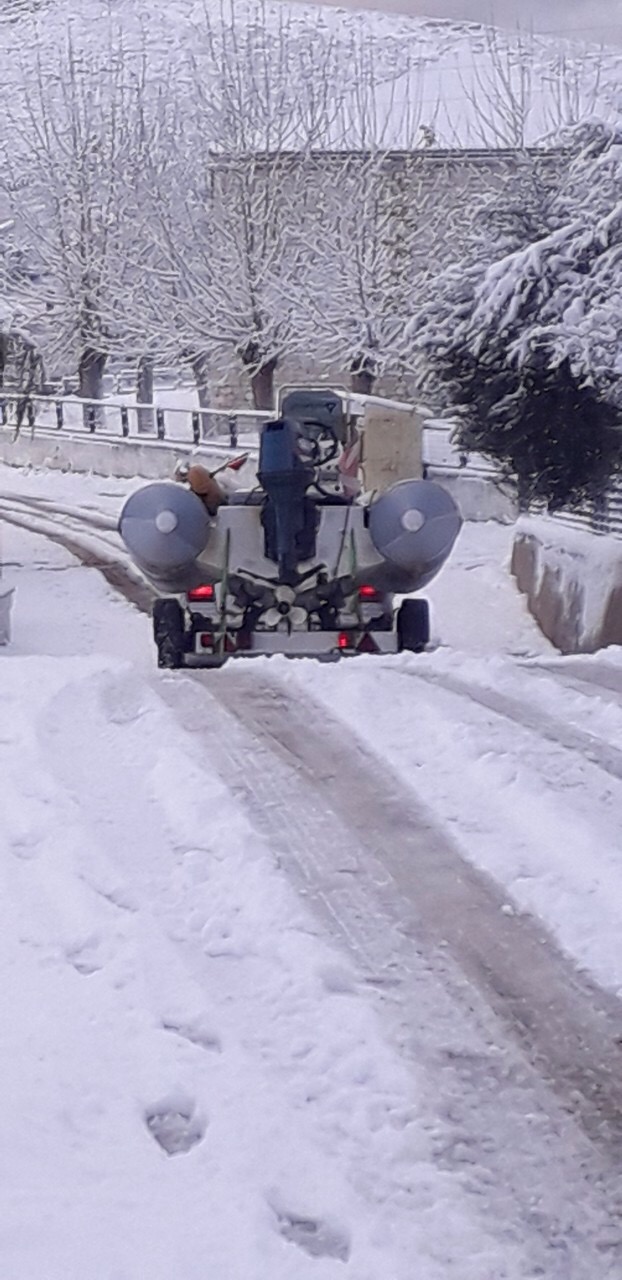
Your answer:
136;356;155;435
191;352;211;437
78;348;107;430
250;357;277;412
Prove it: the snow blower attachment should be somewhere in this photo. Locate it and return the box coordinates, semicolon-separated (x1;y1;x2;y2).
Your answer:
118;388;462;668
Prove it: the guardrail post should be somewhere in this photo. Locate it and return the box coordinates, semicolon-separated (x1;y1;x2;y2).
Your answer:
156;408;165;440
87;404;96;433
55;401;64;430
191;411;200;445
120;405;130;438
27;400;35;431
228;414;238;448
0;399;6;427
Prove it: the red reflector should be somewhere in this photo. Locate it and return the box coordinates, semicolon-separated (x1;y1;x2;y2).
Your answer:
188;584;215;602
358;632;379;654
338;632;351;650
200;633;214;649
358;584;382;602
226;452;250;472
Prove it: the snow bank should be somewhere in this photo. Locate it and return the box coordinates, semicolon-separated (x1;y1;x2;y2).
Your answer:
512;514;622;652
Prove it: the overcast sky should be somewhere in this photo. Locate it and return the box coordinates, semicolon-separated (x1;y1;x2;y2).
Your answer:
321;0;622;44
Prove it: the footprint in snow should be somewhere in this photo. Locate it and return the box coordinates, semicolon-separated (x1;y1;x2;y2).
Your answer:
317;963;359;995
65;936;105;975
145;1092;206;1156
271;1204;351;1262
99;672;149;726
161;1016;221;1053
11;833;42;861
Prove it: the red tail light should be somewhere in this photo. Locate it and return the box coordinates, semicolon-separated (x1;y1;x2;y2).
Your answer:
358;584;382;602
188;584;215;602
338;632;352;650
200;633;214;649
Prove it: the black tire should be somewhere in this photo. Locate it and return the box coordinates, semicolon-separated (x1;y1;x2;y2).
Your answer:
153;598;185;669
397;598;430;653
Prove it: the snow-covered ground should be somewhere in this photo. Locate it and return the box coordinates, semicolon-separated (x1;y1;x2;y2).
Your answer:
2;463;622;1278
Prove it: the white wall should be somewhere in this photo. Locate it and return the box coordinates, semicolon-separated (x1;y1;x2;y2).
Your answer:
512;516;622;653
425;468;517;523
0;428;258;486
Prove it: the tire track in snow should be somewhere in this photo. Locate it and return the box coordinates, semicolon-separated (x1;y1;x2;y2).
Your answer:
7;493;622;1213
6;493;622;783
0;489;119;532
521;657;622;703
0;499;154;613
187;668;622;1152
409;667;622;782
154;669;622;1277
5;492;622;780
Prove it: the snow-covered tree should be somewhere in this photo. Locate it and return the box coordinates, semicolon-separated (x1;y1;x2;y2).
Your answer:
300;146;530;396
163;0;387;410
452;26;619;149
409;123;622;509
128;0;333;410
5;0;620;431
294;151;426;394
141;0;452;408
456;27;539;150
0;24;168;420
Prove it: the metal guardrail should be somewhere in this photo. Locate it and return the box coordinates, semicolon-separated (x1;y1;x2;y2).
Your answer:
0;390;268;451
530;487;622;541
423;422;501;479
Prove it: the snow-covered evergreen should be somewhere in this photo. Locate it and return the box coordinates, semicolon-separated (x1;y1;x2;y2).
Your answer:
409;123;622;509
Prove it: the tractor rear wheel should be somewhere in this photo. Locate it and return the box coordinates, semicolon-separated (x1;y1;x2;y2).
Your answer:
397;598;430;654
153;598;185;669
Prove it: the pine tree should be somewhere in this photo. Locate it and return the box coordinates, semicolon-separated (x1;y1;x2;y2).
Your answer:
410;123;622;509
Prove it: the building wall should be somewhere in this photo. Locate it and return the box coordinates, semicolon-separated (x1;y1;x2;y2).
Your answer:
207;147;563;409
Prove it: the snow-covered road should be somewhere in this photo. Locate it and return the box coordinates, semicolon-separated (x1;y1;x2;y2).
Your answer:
2;465;622;1279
